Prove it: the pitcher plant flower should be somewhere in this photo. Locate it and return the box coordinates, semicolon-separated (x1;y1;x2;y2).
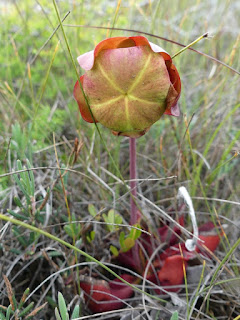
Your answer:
73;36;181;137
72;37;221;314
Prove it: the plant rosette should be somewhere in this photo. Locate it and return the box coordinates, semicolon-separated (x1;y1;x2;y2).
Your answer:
77;217;220;312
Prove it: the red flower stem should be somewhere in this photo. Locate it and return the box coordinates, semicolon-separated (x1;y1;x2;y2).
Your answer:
130;138;137;225
129;138;141;271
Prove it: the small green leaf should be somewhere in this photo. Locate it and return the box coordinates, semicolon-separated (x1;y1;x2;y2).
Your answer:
55;307;62;320
12;172;30;202
170;311;179;320
64;225;74;238
18;301;34;317
7;209;27;221
119;231;125;249
129;224;141;240
12;226;27;247
22;165;32;196
26;159;35;196
29;231;36;245
90;230;95;241
18;288;30;309
110;245;119;257
102;213;113;232
58;292;69;320
0;310;6;320
71;305;80;319
6;305;12;320
46;296;57;308
115;215;123;225
102;213;107;221
17;159;23;174
88;204;97;217
123;237;135;251
103;210;122;232
108;209;115;223
86;231;95;243
14;196;24;208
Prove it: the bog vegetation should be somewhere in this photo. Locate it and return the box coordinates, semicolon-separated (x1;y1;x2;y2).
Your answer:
0;0;239;319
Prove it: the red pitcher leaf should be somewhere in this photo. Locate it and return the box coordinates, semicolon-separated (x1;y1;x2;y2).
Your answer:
80;274;135;313
158;255;187;289
80;278;111;312
195;221;221;255
196;234;221;256
74;36;181;137
198;221;216;232
146;255;187;294
109;274;136;300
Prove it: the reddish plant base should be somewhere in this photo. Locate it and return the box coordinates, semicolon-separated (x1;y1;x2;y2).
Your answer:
79;217;221;312
80;274;137;312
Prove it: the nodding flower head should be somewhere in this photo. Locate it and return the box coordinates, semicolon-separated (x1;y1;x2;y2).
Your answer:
74;36;181;138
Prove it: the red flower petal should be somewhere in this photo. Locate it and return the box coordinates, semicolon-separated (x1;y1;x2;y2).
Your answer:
77;50;95;71
73;76;97;123
77;36;171;71
164;63;181;116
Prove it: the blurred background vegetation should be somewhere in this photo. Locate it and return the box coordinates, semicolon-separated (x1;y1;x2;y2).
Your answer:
0;0;239;192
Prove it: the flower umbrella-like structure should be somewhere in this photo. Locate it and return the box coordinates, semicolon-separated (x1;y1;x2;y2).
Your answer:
73;36;181;137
